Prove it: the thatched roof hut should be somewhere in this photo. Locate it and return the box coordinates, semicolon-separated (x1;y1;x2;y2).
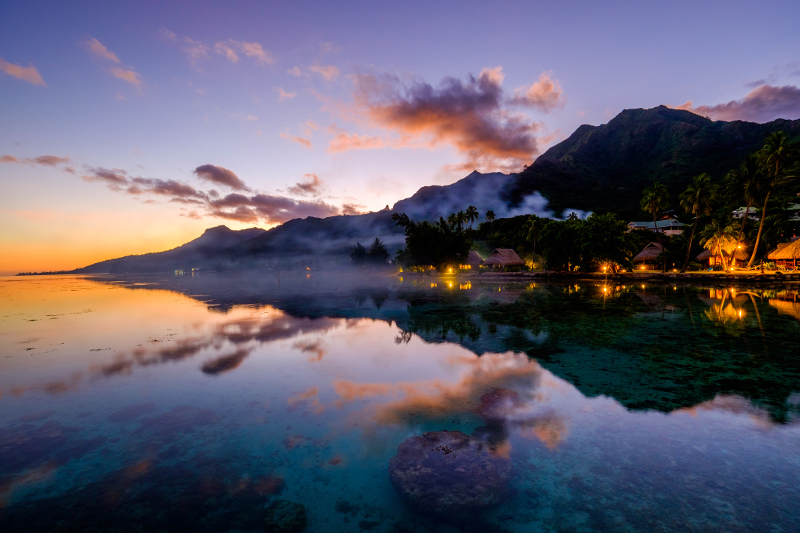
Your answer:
768;239;800;268
633;243;663;262
483;248;525;268
466;251;484;268
696;247;749;267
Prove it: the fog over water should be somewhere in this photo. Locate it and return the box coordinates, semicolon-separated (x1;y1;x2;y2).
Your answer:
1;273;799;532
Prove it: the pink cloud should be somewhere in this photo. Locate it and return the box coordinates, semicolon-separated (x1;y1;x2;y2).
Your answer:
81;37;121;63
278;87;296;100
309;64;339;81
1;155;20;163
347;66;547;171
328;131;386;153
0;57;46;86
111;67;141;87
194;164;250;191
676;84;800;122
214;41;240;63
280;132;312;148
511;71;565;112
288;174;324;196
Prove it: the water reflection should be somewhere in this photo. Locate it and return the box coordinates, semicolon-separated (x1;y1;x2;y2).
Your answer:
2;275;800;531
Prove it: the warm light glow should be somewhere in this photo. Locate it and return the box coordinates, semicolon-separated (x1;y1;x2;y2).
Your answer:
430;282;437;288
459;282;471;290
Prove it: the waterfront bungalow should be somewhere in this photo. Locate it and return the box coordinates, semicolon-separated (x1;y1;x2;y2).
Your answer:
459;251;485;270
627;218;686;236
483;249;525;270
732;206;760;220
696;248;750;269
632;242;664;270
768;239;800;270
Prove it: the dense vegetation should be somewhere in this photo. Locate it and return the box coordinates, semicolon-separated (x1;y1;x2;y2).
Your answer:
393;131;800;272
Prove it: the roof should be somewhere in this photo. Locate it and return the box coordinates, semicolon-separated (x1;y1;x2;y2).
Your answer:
697;248;749;261
633;242;664;262
768;239;800;260
629;219;686;230
466;251;484;265
483;248;525;266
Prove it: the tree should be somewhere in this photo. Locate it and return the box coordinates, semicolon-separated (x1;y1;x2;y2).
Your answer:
724;154;762;244
350;242;367;265
523;215;543;255
679;173;717;272
700;218;737;271
465;205;479;229
485;210;496;223
640;181;670;271
368;238;389;264
748;132;799;267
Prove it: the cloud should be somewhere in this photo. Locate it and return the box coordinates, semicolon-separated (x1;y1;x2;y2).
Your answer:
287;66;306;77
280;132;312;148
328;131;387;153
183;37;210;66
348;66;548;172
81;37;121;63
0;155;20;163
213;39;275;66
239;41;275;66
30;155;70;166
288;174;324;196
111;67;141;87
214;41;240;63
0;57;46;86
340;203;366;215
278;87;296;100
194;164;250;191
510;71;565;112
676;84;800;122
209;193;340;224
309;64;339;80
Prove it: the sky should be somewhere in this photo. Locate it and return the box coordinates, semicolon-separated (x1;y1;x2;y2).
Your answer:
2;0;800;274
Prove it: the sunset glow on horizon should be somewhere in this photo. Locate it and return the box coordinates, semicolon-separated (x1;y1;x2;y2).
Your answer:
2;0;800;274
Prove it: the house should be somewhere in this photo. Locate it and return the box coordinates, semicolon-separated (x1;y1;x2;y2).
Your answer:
459;250;484;270
632;242;664;270
732;206;760;220
767;239;800;270
627;218;686;236
696;248;750;269
483;249;525;270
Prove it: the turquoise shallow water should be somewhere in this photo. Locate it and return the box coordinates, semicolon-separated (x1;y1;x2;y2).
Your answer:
1;273;799;532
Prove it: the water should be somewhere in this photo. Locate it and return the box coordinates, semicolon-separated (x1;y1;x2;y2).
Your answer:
1;273;799;532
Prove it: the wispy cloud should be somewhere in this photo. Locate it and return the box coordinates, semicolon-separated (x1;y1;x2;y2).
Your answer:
81;37;120;63
278;87;296;100
183;37;210;67
343;66;553;172
194;164;250;191
214;40;275;66
1;154;70;167
0;57;46;86
328;131;386;153
280;132;312;149
676;84;800;122
82;37;142;89
214;41;240;63
287;174;324;196
308;64;339;81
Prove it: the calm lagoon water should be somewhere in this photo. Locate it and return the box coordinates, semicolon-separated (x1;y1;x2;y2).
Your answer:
1;273;799;532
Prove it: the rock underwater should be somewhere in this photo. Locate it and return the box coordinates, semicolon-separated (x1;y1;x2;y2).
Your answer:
388;430;512;523
264;500;306;533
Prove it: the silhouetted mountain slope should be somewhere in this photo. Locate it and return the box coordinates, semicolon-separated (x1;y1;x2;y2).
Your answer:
507;106;800;217
75;225;265;273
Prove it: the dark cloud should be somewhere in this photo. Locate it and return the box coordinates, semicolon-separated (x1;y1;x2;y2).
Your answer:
288;174;324;196
350;66;549;172
194;164;250;191
210;192;340;224
83;167;129;187
677;84;800;122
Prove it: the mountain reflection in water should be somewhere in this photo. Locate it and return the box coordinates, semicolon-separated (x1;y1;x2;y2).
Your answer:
1;273;799;532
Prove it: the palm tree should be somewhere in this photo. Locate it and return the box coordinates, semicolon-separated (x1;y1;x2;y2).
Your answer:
679;173;716;272
724;155;761;244
465;205;479;229
524;215;543;255
748;132;799;267
640;181;670;271
700;218;737;271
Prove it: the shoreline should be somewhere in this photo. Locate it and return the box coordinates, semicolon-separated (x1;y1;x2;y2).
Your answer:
400;270;800;287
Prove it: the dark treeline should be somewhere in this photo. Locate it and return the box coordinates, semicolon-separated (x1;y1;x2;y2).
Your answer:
350;238;390;267
388;131;799;272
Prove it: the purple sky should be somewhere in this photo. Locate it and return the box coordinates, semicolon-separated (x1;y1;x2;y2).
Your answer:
2;0;800;273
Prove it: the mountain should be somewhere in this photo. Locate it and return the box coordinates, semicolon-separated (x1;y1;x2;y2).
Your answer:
71;106;800;273
75;225;265;273
507;106;800;217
